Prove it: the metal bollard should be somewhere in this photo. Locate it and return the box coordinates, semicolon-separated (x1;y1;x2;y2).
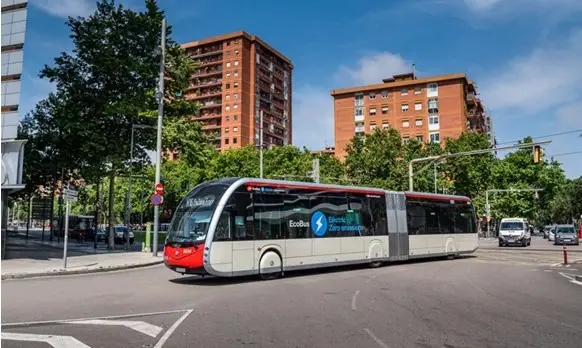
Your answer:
563;246;568;265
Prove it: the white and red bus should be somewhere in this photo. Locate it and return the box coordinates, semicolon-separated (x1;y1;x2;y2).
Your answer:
163;178;478;279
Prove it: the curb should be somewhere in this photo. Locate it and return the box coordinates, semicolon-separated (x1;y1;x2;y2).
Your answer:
1;260;163;280
479;247;582;253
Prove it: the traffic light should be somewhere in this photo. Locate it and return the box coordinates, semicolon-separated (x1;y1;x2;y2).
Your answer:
533;145;541;163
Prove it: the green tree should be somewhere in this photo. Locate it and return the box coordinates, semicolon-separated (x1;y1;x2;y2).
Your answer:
39;0;200;247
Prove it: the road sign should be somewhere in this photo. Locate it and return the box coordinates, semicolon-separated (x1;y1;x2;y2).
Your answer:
63;187;78;202
31;198;52;219
151;193;164;206
155;183;164;195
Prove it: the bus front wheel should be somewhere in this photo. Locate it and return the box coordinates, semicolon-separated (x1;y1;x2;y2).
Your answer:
259;250;282;280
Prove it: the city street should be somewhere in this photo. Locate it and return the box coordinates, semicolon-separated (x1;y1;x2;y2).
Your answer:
2;243;582;348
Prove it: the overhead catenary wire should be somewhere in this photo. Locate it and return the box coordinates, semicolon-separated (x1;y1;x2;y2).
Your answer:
496;129;582;145
546;150;582;157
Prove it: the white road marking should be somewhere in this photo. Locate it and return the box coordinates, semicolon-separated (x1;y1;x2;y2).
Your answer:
558;272;582;287
65;319;162;338
544;269;553;272
1;309;190;328
1;332;91;348
351;290;360;310
154;309;193;348
363;328;389;348
366;276;376;283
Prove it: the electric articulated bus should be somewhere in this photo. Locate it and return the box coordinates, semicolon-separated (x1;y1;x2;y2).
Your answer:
163;178;478;279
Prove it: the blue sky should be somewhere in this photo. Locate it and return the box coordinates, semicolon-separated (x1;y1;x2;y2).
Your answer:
21;0;582;178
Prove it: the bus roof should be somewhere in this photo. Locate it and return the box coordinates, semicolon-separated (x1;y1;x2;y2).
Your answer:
186;177;472;201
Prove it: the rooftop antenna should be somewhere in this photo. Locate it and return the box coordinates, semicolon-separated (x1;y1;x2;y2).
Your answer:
412;63;416;79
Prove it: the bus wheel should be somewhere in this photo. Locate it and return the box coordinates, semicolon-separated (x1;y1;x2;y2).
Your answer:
259;250;282;280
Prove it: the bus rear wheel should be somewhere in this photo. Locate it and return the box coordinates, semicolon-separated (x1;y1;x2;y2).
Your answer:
259;250;282;280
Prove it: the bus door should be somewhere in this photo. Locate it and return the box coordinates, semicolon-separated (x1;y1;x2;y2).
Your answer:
386;192;409;261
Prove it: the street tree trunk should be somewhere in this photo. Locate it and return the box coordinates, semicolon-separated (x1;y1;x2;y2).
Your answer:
108;167;116;249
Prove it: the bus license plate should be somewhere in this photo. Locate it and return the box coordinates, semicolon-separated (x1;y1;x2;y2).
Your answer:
176;267;185;273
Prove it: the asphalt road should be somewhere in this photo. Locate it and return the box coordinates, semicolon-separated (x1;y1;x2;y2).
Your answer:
2;247;582;348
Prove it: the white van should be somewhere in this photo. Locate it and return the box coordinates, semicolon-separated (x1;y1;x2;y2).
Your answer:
498;218;531;247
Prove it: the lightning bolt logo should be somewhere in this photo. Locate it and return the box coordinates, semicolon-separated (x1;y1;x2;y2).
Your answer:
316;216;323;233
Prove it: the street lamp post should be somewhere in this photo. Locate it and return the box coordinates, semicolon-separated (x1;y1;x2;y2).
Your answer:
153;18;166;257
259;110;264;179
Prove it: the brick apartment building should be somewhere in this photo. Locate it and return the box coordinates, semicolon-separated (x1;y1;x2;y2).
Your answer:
176;31;293;157
330;72;493;159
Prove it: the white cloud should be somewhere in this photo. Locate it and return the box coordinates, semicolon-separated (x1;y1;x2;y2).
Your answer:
463;0;503;11
31;0;95;19
556;103;582;128
480;29;582;114
335;52;412;86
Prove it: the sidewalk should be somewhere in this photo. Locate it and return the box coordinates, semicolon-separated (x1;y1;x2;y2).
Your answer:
1;235;163;280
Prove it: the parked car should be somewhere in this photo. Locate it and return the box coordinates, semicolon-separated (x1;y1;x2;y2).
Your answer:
114;226;134;245
553;225;579;246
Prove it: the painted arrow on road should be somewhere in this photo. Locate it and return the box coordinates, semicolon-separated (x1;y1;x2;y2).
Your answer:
1;332;92;348
64;319;163;337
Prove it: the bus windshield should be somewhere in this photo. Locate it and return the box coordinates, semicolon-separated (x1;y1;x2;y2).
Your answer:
166;183;229;245
500;221;524;230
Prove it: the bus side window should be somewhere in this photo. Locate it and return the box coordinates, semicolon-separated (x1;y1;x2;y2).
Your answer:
228;189;254;241
214;211;231;241
347;193;373;236
253;192;284;240
406;200;425;235
284;194;310;239
369;196;388;235
455;203;474;234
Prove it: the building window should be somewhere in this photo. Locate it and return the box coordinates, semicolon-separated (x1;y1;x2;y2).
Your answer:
225;138;229;144
233;137;238;144
234;104;238;109
429;115;439;125
226;62;231;68
234;71;239;77
235;39;239;44
369;92;376;100
381;106;389;114
226;116;230;122
234;60;239;66
234;93;239;99
233;126;238;132
416;135;423;142
428;98;438;113
233;115;238;121
370;124;377;131
403;136;410;143
401;88;408;96
226;83;231;89
401;104;409;112
235;50;239;55
382;121;389;130
430;132;440;143
234;82;239;88
369;107;377;116
226;94;231;100
414;86;421;95
226;72;231;78
225;127;230;133
402;120;410;128
427;83;438;97
226;105;230;111
1;51;24;76
355;93;364;106
355;107;364;116
381;90;389;98
415;119;423;127
415;101;422;111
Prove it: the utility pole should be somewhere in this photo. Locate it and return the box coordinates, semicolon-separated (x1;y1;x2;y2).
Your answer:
408;140;552;191
485;188;543;238
259;110;264;179
309;158;320;183
153;18;166;257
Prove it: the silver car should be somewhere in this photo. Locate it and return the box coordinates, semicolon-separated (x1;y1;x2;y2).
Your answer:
553;224;579;246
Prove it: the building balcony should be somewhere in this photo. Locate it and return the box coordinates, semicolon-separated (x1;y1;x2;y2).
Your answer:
194;56;223;67
192;67;223;78
355;125;365;133
188;78;222;90
189;90;222;101
200;100;223;109
466;92;476;105
355;115;365;122
189;45;223;59
202;123;222;131
197;112;222;120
